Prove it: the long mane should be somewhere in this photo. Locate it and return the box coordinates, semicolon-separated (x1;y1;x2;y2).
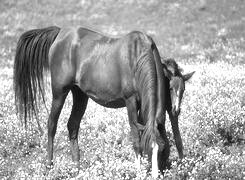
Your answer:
132;33;166;155
135;48;158;154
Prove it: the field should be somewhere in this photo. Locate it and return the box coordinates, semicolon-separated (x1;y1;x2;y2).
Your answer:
0;0;245;179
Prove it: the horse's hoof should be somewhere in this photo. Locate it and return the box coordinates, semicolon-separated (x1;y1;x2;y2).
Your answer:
69;162;80;176
46;162;54;170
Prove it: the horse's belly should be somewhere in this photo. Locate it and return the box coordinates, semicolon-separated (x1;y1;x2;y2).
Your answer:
76;52;134;108
78;72;126;107
89;95;126;108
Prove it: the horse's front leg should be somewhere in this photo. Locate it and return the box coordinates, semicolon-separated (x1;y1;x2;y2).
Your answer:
67;86;88;168
126;97;142;170
169;112;184;159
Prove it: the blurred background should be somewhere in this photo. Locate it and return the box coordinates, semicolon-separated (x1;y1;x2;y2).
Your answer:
1;0;245;66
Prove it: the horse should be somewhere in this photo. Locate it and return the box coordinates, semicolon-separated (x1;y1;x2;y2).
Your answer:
162;58;195;159
13;26;169;178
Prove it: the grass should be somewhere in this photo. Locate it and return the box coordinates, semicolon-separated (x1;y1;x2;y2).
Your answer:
0;0;245;179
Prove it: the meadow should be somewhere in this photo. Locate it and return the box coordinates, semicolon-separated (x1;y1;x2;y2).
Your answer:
0;0;244;179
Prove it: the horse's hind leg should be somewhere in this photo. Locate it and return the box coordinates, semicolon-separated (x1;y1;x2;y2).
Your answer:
126;97;142;169
67;86;88;167
48;91;68;167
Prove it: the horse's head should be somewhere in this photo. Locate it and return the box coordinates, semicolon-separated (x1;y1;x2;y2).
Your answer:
163;59;194;116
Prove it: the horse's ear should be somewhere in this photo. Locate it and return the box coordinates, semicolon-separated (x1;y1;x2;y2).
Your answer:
183;71;195;81
163;65;172;80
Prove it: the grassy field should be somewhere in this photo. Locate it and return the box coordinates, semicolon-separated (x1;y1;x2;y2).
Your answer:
0;0;245;179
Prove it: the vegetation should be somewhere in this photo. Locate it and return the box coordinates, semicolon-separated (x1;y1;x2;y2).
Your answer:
0;0;244;179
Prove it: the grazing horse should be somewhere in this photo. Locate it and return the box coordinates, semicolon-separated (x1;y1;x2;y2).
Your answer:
13;26;169;177
162;58;194;159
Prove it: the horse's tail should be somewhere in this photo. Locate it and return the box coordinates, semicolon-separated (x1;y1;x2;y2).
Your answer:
138;38;167;156
13;26;60;126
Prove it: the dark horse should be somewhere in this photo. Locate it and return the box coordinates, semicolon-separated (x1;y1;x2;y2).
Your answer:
14;26;169;177
162;58;194;159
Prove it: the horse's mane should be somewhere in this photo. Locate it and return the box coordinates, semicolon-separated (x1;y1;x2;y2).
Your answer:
135;46;159;155
136;49;156;125
162;58;183;77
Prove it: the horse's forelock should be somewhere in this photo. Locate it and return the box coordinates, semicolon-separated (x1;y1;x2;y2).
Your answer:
164;58;183;77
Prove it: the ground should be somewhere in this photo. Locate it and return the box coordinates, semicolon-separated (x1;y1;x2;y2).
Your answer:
0;0;245;179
